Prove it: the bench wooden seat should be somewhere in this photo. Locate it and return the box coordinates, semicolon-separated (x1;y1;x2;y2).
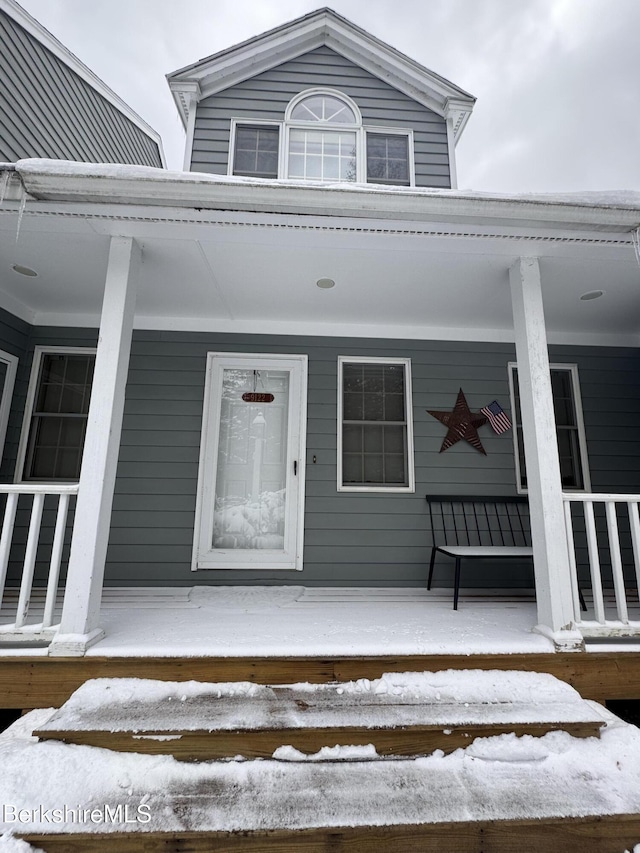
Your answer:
426;495;585;612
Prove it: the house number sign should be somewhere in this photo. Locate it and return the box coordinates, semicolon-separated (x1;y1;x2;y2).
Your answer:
242;392;274;403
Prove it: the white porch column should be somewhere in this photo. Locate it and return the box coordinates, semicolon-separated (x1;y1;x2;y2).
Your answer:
50;236;140;655
509;257;581;648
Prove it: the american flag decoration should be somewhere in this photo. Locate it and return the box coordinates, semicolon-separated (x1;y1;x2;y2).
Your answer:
481;400;512;434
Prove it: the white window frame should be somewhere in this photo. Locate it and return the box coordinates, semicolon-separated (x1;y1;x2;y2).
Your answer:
364;125;415;187
508;362;591;494
337;355;415;493
0;349;18;467
228;118;283;178
15;346;97;483
228;90;415;186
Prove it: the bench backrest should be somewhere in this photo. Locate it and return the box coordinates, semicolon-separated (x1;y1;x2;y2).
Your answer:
426;495;531;548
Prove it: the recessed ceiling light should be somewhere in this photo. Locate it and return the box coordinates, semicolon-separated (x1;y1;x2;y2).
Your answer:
11;264;37;277
316;278;335;289
580;290;604;301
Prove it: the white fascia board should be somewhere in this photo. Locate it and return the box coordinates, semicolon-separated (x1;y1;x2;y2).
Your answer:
167;10;475;131
0;0;165;165
15;164;640;233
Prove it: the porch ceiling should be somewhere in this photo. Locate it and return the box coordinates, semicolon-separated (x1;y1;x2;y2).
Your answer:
0;190;639;345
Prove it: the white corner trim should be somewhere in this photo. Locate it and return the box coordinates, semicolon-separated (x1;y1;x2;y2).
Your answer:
445;117;458;190
0;0;165;162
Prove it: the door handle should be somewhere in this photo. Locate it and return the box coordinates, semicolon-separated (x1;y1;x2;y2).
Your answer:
294;460;297;476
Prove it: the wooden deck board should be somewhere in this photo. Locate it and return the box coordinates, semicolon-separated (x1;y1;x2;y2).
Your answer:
19;814;640;852
35;720;603;760
2;652;640;709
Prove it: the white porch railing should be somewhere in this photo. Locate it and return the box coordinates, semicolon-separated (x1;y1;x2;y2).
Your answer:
563;493;640;636
0;484;78;641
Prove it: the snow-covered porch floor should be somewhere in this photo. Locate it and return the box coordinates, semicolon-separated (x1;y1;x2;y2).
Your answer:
1;586;557;657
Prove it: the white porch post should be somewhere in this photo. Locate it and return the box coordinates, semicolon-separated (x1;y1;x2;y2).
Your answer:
509;257;582;648
50;236;140;655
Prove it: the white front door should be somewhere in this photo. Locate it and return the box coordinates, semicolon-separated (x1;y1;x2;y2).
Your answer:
193;353;307;570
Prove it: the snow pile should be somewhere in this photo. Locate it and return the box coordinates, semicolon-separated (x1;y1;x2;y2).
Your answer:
213;490;285;550
273;744;379;762
0;835;45;853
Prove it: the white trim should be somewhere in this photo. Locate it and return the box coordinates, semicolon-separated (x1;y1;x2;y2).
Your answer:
0;349;17;464
508;362;591;495
182;88;200;172
445;117;458;189
0;0;165;164
192;352;308;571
14;345;97;484
364;126;415;187
337;355;415;493
167;9;475;132
285;88;362;124
228;118;283;178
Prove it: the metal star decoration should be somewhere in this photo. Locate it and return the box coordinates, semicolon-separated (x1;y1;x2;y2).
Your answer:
428;389;488;454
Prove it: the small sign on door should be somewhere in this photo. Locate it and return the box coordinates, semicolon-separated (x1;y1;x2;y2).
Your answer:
242;392;275;403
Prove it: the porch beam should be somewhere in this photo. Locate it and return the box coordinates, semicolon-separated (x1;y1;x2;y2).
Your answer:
509;257;579;643
50;236;140;655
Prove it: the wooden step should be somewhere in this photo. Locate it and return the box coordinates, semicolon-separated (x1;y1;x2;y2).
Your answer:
18;815;640;853
34;671;606;760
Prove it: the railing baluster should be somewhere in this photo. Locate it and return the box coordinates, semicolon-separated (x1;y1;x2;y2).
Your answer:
42;493;70;629
605;500;629;623
562;499;582;621
628;501;640;602
14;493;44;629
0;484;78;639
0;491;18;608
584;500;606;625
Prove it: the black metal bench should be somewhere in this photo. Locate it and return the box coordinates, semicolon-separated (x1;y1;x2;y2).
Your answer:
426;494;586;611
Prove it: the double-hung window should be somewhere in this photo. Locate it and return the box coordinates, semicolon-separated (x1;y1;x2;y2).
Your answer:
338;357;415;492
509;363;590;492
232;124;280;178
18;347;95;482
230;89;414;186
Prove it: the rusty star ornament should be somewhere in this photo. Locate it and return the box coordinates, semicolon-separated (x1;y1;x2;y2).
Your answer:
428;389;488;454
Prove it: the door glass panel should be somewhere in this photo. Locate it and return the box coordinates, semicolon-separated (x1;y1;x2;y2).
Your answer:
213;369;289;550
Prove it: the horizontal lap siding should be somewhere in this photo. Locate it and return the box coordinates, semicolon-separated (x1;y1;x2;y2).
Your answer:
0;11;161;166
2;319;639;588
191;46;450;188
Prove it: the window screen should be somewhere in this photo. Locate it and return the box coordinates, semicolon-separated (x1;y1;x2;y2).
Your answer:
366;133;410;186
233;125;279;178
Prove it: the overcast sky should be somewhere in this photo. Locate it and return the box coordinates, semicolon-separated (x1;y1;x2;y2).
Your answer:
15;0;640;193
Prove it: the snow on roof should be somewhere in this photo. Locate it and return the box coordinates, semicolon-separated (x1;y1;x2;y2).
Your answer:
9;158;640;213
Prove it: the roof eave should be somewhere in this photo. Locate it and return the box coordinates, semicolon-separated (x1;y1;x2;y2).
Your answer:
10;162;640;235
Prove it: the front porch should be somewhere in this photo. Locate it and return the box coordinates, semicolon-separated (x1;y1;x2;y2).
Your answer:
2;586;640;710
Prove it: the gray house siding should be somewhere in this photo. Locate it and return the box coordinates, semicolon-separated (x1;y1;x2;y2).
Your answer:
191;46;451;188
2;320;639;589
0;10;162;167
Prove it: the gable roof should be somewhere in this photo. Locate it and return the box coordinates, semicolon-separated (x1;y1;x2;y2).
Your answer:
0;0;166;166
167;8;475;141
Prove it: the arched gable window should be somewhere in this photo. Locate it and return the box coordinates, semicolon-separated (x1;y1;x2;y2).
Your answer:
230;88;413;186
285;90;361;182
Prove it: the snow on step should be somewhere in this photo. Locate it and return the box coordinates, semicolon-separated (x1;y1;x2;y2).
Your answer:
33;670;606;760
2;706;640;837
